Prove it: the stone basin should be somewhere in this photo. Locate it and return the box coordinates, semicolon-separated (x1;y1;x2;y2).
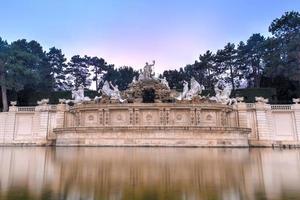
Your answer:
53;103;251;147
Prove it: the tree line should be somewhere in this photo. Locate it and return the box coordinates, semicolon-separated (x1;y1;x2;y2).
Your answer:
1;11;300;111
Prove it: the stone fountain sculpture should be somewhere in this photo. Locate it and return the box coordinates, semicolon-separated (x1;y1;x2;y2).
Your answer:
210;81;236;105
186;77;204;100
176;77;204;100
143;60;155;80
176;80;189;100
52;60;251;147
160;77;170;90
100;81;125;102
69;85;91;104
126;61;171;102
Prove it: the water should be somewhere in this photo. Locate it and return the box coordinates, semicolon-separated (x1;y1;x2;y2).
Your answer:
0;148;300;200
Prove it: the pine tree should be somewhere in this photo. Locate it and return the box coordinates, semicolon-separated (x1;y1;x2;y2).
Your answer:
46;47;70;90
66;55;91;88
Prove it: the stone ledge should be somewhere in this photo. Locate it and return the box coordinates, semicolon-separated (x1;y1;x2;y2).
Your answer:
54;126;250;147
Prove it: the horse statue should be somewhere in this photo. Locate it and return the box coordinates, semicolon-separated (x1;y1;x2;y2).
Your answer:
185;77;204;100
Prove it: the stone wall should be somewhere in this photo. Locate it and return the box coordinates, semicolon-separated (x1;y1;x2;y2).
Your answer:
0;102;300;147
238;102;300;147
0;105;56;145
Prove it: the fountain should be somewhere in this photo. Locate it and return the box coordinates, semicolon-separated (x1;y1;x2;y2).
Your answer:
53;61;250;147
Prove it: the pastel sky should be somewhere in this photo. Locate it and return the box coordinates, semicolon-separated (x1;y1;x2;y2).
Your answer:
1;0;300;73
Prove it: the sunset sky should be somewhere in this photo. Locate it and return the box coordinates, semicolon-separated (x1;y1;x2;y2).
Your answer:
1;0;300;73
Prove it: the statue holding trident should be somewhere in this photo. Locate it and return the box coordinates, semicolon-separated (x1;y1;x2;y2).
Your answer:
143;60;155;79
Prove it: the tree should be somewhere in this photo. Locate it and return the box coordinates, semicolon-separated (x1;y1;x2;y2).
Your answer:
0;39;42;111
46;47;70;90
197;50;220;90
10;39;50;91
66;55;91;88
265;11;300;81
101;65;138;91
237;34;266;87
87;56;110;91
0;38;10;111
215;43;240;90
115;66;139;90
269;11;300;38
162;68;188;90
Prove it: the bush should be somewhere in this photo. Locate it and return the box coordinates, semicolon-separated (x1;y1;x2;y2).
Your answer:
234;88;277;103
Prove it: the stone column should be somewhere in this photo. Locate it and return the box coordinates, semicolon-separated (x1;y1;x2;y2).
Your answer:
104;108;110;126
99;108;104;126
134;108;139;126
190;108;196;125
165;108;170;125
159;108;164;125
196;108;201;126
129;108;134;125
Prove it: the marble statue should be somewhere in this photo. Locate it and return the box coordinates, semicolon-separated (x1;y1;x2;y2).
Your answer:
255;97;268;103
131;76;137;84
143;60;155;79
236;97;244;103
176;78;204;100
10;101;17;106
210;81;236;105
94;96;102;103
293;98;300;104
160;77;170;90
37;99;49;105
100;81;125;102
101;81;113;97
176;80;189;100
71;85;91;103
186;77;204;100
138;69;145;81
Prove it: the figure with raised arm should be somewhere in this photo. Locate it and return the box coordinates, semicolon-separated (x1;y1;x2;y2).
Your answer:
143;60;155;79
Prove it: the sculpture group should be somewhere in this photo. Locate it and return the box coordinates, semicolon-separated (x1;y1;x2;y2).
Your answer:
65;61;237;105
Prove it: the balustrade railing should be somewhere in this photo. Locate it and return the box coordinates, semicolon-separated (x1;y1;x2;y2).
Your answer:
17;107;36;112
271;105;292;110
246;103;255;109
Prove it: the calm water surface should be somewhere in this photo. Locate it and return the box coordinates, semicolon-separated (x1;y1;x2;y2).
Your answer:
0;147;300;200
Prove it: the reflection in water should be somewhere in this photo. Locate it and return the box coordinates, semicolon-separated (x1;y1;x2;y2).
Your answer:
0;148;300;200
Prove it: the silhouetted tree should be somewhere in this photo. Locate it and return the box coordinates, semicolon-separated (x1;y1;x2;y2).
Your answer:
46;47;70;90
66;55;91;88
